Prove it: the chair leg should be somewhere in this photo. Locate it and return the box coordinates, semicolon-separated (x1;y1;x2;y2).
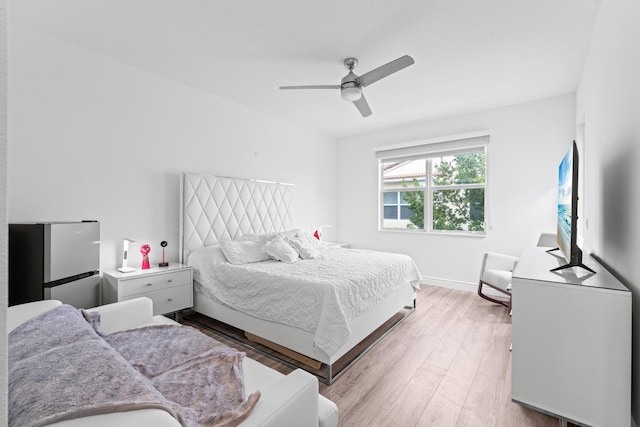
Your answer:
477;281;510;308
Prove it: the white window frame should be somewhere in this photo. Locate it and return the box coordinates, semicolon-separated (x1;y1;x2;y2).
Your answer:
375;132;489;236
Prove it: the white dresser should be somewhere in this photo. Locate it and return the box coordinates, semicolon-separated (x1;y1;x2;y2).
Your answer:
511;246;631;427
103;264;193;315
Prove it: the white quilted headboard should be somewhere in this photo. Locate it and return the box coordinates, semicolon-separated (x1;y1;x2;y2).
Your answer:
180;173;295;263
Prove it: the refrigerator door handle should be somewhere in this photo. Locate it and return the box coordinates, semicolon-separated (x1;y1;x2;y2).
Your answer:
44;270;98;288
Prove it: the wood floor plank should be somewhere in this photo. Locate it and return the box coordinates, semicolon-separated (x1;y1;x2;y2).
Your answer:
382;361;447;425
457;372;505;426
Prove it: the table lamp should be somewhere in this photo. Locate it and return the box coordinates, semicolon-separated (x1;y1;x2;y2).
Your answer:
117;238;136;273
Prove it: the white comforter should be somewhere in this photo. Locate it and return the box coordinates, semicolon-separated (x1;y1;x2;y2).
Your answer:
188;246;421;356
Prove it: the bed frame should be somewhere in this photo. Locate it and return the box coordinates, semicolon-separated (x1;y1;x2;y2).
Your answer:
179;172;416;383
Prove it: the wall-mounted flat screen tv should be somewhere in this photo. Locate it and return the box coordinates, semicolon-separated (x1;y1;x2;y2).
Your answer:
550;140;595;274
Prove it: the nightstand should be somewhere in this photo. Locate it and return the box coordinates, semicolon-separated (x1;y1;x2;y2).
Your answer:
102;264;193;315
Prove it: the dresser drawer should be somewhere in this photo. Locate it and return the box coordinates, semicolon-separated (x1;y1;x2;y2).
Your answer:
118;269;191;298
120;284;192;315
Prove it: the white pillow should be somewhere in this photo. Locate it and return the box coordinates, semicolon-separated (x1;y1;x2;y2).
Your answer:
279;228;302;239
238;232;277;244
219;239;271;265
263;235;300;263
187;244;227;266
287;232;326;259
186;244;228;283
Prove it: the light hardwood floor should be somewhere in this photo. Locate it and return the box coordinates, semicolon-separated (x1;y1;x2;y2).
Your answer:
190;285;560;427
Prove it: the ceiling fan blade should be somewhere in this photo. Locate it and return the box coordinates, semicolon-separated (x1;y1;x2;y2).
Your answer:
353;94;372;117
357;55;415;87
279;85;340;90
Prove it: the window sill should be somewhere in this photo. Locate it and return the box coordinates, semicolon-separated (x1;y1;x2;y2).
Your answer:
378;228;486;238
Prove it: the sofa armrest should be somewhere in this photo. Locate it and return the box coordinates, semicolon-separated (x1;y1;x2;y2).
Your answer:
86;297;155;335
47;408;181;427
7;300;63;333
240;369;319;427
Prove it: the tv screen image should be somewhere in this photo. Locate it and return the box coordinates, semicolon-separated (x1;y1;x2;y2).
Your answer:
549;140;595;274
557;145;574;262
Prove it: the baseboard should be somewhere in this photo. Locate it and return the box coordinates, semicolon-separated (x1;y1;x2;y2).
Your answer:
420;276;505;298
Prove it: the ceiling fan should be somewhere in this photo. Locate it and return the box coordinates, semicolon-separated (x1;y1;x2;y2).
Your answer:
279;55;415;117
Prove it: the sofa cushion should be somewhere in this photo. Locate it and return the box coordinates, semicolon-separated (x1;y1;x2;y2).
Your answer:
7;299;62;333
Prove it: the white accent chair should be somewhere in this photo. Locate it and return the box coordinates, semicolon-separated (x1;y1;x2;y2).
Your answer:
477;252;519;310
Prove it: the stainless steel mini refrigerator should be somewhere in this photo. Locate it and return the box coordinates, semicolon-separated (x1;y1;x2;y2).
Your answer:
9;221;100;308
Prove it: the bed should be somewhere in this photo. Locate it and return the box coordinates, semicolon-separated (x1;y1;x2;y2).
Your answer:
180;173;421;383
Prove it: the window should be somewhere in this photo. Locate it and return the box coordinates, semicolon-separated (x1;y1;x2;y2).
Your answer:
376;133;488;234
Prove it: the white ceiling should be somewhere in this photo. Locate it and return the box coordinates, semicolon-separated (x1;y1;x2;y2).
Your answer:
10;0;601;138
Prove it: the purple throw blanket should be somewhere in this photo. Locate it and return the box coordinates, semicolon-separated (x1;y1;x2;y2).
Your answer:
8;305;260;427
106;324;261;426
8;305;177;427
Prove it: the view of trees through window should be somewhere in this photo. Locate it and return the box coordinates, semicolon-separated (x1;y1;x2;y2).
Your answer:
382;151;486;233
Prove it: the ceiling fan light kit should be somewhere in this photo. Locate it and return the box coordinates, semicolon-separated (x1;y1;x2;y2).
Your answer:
341;83;362;101
280;55;414;117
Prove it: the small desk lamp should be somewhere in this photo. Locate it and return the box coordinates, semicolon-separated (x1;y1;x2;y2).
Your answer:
117;238;136;273
159;241;169;267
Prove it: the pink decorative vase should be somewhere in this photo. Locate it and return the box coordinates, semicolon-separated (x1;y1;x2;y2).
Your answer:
140;244;151;269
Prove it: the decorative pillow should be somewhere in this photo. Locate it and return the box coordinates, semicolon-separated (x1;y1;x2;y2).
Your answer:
287;232;326;259
219;239;271;265
238;232;277;244
263;235;300;263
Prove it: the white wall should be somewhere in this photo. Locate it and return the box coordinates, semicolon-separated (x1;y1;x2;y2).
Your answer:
1;0;7;424
8;25;336;273
577;0;640;424
336;94;576;287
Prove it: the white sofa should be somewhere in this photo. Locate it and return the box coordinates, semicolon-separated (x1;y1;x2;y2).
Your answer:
8;297;338;427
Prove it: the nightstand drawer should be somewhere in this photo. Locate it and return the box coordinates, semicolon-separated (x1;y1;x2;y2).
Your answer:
118;270;191;298
102;264;193;315
121;284;191;315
